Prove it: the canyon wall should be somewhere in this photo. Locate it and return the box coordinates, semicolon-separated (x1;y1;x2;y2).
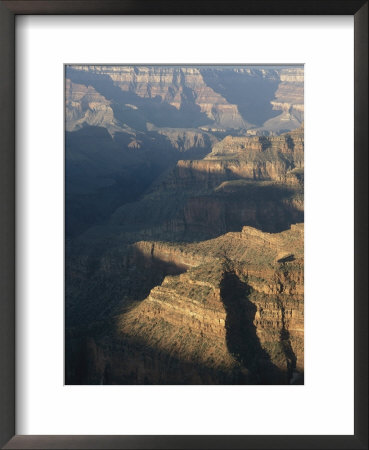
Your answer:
67;224;303;385
66;65;304;133
65;65;304;385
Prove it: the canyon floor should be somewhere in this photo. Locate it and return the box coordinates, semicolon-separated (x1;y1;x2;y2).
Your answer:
65;65;304;385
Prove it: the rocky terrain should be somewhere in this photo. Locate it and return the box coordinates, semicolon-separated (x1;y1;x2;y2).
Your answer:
124;224;303;383
65;65;304;385
106;126;304;242
66;65;303;134
66;225;303;384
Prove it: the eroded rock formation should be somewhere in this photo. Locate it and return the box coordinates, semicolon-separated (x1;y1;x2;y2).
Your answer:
67;224;303;385
65;65;304;385
66;65;304;133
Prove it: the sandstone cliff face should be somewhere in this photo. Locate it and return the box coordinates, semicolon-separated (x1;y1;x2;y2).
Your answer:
155;128;218;152
131;241;211;270
211;125;304;159
272;68;304;112
66;76;219;155
163;126;304;189
65;79;127;135
66;65;303;132
109;176;303;243
107;127;304;242
266;68;304;132
173;158;292;186
65;65;304;385
68;65;247;129
71;224;303;385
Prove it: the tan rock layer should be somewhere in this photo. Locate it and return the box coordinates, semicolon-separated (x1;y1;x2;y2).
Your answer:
117;224;304;383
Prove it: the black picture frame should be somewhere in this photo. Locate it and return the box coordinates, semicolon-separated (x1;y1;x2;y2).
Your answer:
0;1;367;449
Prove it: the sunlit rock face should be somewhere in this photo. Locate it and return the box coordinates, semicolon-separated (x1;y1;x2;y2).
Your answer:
65;65;304;385
65;79;122;134
66;225;303;385
108;126;304;241
66;65;304;133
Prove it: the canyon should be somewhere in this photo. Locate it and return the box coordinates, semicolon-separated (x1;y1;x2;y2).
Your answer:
66;225;303;385
65;65;304;385
67;65;303;134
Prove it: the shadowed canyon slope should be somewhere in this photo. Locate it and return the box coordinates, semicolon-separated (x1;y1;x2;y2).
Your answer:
66;65;303;134
67;225;304;385
65;65;304;385
108;125;304;240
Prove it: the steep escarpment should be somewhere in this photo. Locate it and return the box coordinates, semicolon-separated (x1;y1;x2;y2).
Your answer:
65;66;303;237
164;126;304;190
108;175;303;241
66;124;304;384
65;65;304;386
66;124;217;237
67;65;245;130
200;66;303;133
106;127;304;240
154;127;218;154
270;68;304;118
66;79;127;135
66;224;303;385
209;125;304;166
66;65;303;132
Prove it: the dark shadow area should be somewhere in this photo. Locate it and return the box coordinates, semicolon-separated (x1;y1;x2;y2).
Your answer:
65;126;215;237
220;270;286;384
125;248;188;302
65;255;301;385
65;243;188;329
110;181;304;242
286;134;295;150
65;290;300;385
200;68;280;126
108;166;304;242
65;327;252;385
277;254;295;263
290;371;304;385
67;67;211;130
277;297;297;380
259;135;272;150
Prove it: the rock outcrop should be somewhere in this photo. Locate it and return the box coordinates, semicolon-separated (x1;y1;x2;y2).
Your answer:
154;128;218;153
65;65;304;386
66;65;304;132
272;68;304;114
106;126;304;241
67;224;303;385
65;79;128;135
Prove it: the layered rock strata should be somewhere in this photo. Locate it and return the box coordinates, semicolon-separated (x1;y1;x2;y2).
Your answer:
66;65;304;132
73;224;303;384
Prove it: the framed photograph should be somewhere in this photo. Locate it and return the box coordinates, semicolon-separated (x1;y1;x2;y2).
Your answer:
0;1;367;449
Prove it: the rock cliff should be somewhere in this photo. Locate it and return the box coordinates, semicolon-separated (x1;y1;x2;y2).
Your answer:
65;65;304;385
66;79;127;135
66;65;303;133
67;224;303;385
107;126;304;241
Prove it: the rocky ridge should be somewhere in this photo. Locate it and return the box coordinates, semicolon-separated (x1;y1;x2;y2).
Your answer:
68;224;303;384
109;126;304;241
66;65;304;133
65;65;304;385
